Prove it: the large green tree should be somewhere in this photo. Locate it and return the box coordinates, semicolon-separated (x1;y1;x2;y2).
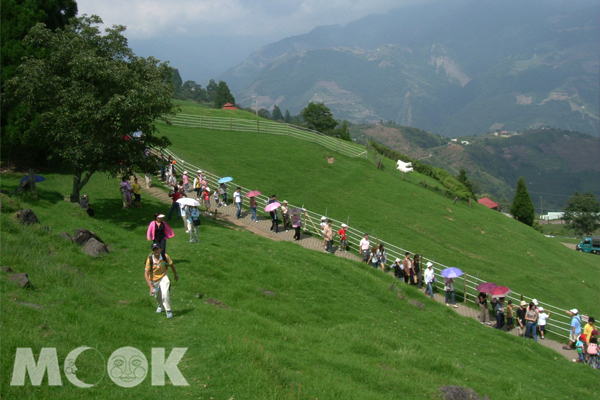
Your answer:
5;15;175;202
301;102;338;134
510;177;535;226
272;105;283;121
563;191;600;235
1;0;78;160
213;80;235;109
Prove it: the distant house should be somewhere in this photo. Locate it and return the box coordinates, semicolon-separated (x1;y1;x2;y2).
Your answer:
478;197;499;211
221;103;237;110
451;139;458;142
461;140;470;145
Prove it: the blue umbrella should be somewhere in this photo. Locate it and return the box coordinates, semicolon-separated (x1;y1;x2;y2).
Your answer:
20;175;46;184
441;267;463;278
218;177;233;184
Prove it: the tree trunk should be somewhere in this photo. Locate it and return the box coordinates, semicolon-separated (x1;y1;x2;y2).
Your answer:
70;171;82;203
70;170;94;203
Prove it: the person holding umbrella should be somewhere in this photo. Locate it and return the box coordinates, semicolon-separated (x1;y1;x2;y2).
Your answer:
495;297;505;330
266;197;280;233
185;205;200;243
219;182;228;205
477;292;490;325
147;213;174;257
444;277;458;308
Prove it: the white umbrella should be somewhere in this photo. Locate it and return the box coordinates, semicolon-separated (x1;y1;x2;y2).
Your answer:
177;198;201;207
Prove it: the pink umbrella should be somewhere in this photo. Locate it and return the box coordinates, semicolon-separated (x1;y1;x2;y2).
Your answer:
264;202;281;212
476;282;498;293
245;190;261;198
489;286;512;298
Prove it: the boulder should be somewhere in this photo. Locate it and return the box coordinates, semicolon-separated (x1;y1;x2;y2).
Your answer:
9;273;30;288
439;386;488;400
60;232;73;242
82;238;109;257
71;229;104;246
16;209;39;225
409;300;425;309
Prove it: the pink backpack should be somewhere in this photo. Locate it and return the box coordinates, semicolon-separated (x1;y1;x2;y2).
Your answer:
588;343;598;355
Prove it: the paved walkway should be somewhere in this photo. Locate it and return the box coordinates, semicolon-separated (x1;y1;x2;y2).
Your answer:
140;179;361;263
142;178;577;363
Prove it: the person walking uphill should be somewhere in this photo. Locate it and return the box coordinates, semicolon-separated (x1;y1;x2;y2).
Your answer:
234;187;243;219
478;292;490;325
145;243;179;319
423;262;435;299
323;220;334;253
563;309;582;350
147;214;174;257
359;234;370;263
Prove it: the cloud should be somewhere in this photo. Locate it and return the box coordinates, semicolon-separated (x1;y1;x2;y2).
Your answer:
76;0;425;40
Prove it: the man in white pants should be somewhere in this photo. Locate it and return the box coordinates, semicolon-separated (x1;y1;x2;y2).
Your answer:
145;243;179;319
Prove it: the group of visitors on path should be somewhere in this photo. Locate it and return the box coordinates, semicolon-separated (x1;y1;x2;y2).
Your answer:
137;161;600;366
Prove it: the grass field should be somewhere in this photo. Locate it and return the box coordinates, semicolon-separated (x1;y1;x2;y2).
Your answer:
1;172;598;399
157;124;600;316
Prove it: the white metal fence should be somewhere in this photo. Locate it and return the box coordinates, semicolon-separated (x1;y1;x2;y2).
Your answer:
160;147;588;341
158;114;367;159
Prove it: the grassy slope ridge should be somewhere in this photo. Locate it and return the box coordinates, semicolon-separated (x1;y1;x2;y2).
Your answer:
1;173;598;400
158;121;599;315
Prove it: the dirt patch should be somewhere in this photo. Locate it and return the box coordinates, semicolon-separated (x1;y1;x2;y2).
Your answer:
444;215;454;221
327;157;335;164
204;298;228;309
561;242;577;250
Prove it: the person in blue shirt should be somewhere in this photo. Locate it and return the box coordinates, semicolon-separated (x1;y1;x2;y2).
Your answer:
563;309;582;350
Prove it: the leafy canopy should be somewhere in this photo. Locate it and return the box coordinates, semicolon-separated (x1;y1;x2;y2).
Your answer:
510;177;535;226
301;102;338;134
213;80;235;108
563;191;600;236
5;15;176;201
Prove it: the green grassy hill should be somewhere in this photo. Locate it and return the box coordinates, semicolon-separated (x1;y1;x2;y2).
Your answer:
1;173;598;399
158;123;599;315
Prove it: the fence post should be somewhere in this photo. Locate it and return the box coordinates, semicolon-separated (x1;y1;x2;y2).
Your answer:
199;117;202;129
230;118;232;130
287;124;290;136
314;131;317;143
463;274;467;303
257;120;260;134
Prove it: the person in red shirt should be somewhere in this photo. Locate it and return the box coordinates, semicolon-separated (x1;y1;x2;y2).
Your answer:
337;223;348;252
168;186;182;220
202;187;212;216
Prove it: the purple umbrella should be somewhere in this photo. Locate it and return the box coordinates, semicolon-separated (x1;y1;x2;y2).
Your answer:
476;282;498;293
245;190;261;198
440;267;463;278
264;202;281;212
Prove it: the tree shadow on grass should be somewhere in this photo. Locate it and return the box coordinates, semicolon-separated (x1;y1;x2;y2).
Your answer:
90;198;236;233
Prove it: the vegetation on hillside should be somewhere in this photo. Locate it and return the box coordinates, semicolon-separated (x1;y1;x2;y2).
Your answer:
368;140;474;200
5;15;175;202
563;191;600;235
510;177;535;227
2;171;599;399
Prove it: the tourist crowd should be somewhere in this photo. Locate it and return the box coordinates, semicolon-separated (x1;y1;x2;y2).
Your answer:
138;157;599;369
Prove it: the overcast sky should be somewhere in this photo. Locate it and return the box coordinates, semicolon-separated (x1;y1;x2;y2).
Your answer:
76;0;429;83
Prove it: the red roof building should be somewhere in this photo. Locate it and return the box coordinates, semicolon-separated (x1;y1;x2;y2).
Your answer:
221;103;237;110
478;197;499;211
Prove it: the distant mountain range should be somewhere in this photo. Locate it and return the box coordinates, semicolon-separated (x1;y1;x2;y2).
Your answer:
355;125;600;211
220;0;599;138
